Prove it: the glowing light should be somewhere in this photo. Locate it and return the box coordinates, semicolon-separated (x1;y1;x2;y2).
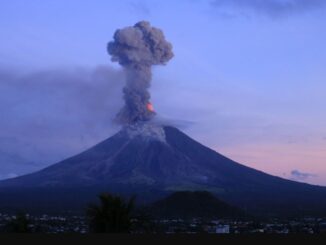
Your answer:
146;102;154;112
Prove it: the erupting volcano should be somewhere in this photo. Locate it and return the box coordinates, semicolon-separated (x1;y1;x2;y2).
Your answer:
1;21;326;217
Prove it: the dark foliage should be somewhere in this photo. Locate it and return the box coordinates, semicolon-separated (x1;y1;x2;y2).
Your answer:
87;193;135;233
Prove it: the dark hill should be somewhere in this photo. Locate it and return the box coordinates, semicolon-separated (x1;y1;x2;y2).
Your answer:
148;191;245;219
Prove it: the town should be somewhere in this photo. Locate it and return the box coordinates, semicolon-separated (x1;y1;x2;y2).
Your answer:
1;213;326;234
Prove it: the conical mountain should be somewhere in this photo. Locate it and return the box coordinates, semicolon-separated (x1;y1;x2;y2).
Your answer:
1;123;326;216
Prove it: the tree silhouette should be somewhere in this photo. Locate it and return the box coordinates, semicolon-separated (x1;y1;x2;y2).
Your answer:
87;193;135;233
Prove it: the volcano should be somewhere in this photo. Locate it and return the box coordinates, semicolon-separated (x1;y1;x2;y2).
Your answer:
1;123;326;216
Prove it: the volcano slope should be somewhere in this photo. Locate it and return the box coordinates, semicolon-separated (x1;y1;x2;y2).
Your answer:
0;123;326;216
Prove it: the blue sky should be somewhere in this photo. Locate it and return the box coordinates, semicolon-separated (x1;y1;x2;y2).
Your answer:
0;0;326;185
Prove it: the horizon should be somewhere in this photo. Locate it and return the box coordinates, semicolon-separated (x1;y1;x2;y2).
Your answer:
1;0;326;186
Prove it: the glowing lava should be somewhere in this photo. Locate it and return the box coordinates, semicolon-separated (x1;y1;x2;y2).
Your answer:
146;102;154;112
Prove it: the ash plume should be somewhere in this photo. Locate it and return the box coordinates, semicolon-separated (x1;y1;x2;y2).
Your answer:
107;21;174;125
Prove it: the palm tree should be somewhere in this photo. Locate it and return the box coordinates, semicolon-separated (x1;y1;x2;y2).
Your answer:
87;193;135;233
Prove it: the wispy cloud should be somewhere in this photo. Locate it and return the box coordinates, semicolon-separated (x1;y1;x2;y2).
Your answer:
290;169;317;181
211;0;326;18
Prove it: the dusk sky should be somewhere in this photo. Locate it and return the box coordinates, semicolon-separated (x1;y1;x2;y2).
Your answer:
1;0;326;185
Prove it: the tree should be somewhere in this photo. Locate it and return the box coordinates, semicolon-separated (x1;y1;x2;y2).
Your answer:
87;193;135;233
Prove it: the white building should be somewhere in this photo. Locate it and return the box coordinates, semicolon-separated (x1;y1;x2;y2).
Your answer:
216;224;230;234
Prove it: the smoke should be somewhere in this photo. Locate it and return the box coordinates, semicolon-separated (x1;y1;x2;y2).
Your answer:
107;21;174;125
0;66;124;178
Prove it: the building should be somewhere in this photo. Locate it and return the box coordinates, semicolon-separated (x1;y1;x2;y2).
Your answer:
216;225;230;234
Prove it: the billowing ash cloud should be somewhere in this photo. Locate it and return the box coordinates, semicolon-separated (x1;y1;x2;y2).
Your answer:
107;21;174;125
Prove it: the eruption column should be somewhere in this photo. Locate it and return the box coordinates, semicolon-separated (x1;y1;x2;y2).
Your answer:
107;21;174;125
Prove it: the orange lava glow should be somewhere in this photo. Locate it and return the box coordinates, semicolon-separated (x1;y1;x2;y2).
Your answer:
146;102;154;112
